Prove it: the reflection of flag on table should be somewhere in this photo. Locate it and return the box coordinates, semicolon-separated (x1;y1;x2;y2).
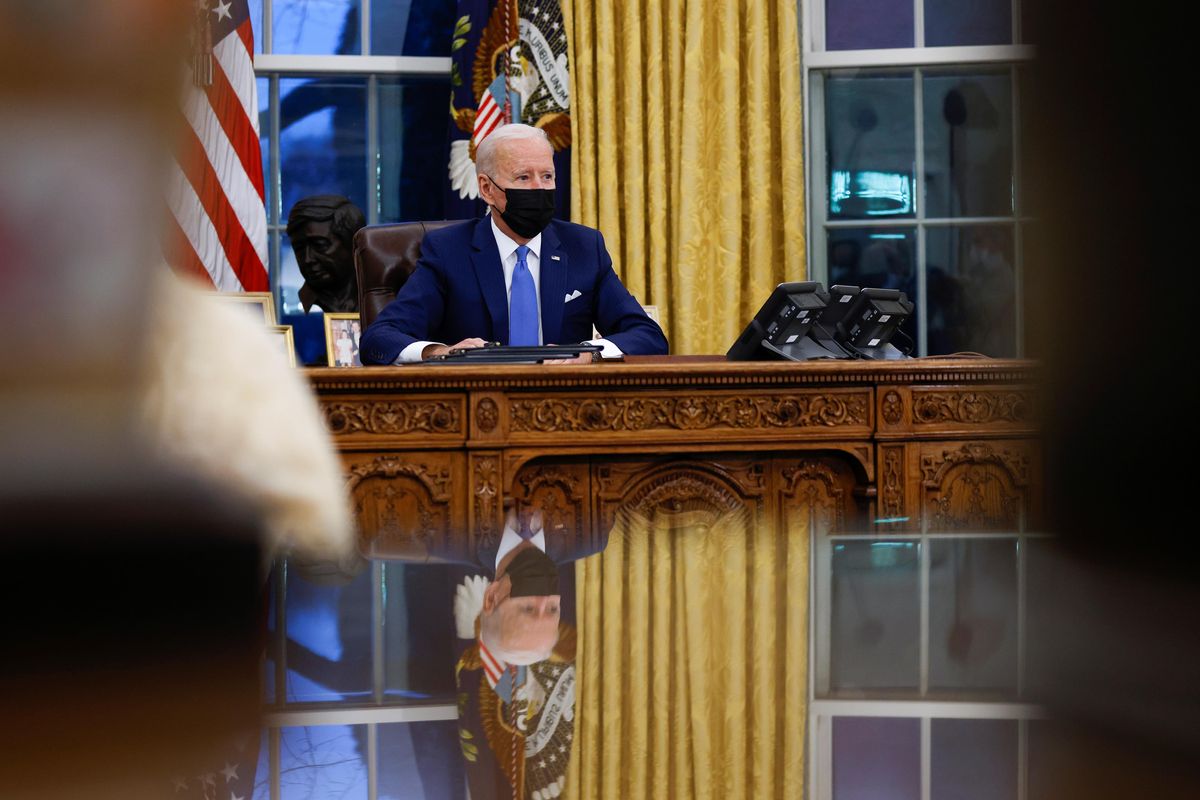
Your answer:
166;0;268;292
170;731;261;800
446;0;573;207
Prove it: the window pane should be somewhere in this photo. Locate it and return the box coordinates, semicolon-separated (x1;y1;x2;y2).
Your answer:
1019;220;1038;358
279;76;368;218
923;70;1014;218
265;564;279;703
378;77;452;224
931;719;1017;800
257;76;272;223
830;541;920;692
925;225;1016;357
252;729;271;800
929;539;1018;694
1024;537;1054;691
826;0;914;50
249;0;263;54
1016;65;1035;217
280;725;368;799
826;227;918;349
924;0;1012;46
825;72;916;220
372;0;454;56
279;233;314;317
833;716;920;800
285;558;373;704
378;721;466;800
273;0;362;55
383;563;459;701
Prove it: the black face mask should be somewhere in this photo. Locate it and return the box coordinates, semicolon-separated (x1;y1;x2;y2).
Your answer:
486;175;556;239
505;546;559;598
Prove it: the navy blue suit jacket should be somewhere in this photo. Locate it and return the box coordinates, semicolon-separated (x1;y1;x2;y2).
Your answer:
360;218;668;363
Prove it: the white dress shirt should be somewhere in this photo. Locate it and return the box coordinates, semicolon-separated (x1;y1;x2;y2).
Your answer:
396;215;622;362
494;519;548;571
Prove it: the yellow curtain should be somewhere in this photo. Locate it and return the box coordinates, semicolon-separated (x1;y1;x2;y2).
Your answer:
563;0;805;355
565;507;809;799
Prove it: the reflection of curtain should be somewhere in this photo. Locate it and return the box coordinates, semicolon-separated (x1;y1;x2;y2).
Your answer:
566;505;808;798
563;0;805;355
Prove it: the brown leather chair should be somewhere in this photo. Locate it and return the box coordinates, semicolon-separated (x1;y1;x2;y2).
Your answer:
353;220;465;329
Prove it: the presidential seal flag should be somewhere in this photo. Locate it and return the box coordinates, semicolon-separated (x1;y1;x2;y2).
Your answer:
447;0;572;201
166;0;269;292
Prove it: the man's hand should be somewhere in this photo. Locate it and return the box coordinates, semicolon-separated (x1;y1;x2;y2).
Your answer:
543;343;598;365
547;351;597;365
422;338;487;360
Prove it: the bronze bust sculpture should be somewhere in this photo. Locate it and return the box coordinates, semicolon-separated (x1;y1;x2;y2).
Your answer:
286;195;366;313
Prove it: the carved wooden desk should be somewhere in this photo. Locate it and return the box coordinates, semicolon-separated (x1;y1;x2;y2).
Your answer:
307;357;1040;558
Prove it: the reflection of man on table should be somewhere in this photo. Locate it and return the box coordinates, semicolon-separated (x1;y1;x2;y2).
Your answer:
453;509;579;800
359;124;668;364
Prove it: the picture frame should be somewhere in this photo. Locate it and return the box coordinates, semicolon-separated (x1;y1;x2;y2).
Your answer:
267;324;297;367
324;312;363;367
211;291;277;325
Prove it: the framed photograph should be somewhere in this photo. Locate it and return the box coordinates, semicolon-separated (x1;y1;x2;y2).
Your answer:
211;291;277;325
324;312;363;367
268;325;297;367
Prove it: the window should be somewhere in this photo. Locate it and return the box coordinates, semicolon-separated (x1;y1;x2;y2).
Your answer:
249;4;463;795
810;528;1054;800
804;0;1035;357
257;558;467;799
803;6;1039;793
250;0;454;320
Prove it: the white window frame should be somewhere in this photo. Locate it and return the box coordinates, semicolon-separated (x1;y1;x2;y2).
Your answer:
254;0;454;314
808;521;1051;800
263;558;463;800
802;0;1035;357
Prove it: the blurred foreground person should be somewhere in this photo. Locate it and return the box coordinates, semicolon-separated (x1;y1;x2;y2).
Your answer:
1025;2;1200;799
0;3;352;798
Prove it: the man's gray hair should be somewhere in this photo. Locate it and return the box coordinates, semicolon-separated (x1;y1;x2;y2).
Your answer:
475;124;552;180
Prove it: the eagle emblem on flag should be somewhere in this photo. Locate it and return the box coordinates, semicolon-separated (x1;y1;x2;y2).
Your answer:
448;0;571;199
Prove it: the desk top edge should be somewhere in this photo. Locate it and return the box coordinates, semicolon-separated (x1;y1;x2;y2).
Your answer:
307;356;1039;392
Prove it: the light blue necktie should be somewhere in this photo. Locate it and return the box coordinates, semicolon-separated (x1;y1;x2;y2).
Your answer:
509;244;538;346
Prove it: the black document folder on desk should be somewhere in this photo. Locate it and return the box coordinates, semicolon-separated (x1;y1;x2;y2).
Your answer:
423;344;604;364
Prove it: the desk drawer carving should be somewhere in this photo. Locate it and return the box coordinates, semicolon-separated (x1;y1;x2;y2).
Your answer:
877;385;1037;438
912;390;1033;425
508;389;871;439
322;396;464;444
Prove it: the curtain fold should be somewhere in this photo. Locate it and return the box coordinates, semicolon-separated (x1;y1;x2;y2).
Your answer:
566;506;809;799
563;0;805;355
560;3;808;793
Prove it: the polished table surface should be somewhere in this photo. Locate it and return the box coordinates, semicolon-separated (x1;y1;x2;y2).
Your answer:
307;356;1041;558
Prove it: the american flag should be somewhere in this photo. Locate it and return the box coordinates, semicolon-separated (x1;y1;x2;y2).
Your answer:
473;73;508;148
170;731;262;800
166;0;268;292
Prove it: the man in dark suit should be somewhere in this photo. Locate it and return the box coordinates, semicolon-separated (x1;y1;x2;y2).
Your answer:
360;123;668;363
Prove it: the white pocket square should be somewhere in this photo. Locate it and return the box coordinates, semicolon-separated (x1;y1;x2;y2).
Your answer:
564;289;583;303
